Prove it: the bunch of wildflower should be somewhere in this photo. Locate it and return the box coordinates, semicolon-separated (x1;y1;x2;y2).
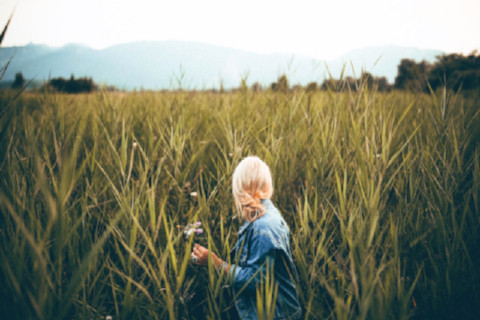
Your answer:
177;221;203;239
177;222;203;263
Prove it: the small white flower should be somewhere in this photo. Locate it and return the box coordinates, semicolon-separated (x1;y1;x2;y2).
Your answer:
190;191;198;197
106;316;113;320
133;142;138;149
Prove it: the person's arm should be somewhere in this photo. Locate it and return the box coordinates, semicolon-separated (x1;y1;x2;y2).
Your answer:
193;231;278;291
227;230;276;291
192;243;230;275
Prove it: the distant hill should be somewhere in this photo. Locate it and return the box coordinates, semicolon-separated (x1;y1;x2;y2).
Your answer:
0;41;443;90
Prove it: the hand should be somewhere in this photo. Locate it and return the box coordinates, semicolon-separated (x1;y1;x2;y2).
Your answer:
192;243;230;274
192;243;215;266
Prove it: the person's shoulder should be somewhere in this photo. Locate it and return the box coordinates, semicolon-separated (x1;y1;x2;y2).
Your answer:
253;200;286;231
249;202;287;249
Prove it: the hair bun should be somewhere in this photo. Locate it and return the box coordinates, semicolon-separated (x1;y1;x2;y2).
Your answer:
232;156;273;222
242;193;265;221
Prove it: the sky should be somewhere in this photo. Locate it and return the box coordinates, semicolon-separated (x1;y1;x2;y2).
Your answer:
1;0;479;59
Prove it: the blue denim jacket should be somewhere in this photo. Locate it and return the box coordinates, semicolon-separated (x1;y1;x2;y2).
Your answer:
229;199;302;320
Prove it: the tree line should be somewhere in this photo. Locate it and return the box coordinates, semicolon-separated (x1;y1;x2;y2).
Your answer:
47;75;97;93
268;51;480;93
395;51;480;91
7;51;480;93
10;73;98;93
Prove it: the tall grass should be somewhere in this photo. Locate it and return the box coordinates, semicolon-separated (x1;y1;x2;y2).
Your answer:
0;83;479;319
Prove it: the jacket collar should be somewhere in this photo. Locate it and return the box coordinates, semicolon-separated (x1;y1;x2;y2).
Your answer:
238;220;251;236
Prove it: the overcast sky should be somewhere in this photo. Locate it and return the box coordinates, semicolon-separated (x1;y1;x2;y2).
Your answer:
1;0;479;59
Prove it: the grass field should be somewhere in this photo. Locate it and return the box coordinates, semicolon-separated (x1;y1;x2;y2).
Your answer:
0;84;479;319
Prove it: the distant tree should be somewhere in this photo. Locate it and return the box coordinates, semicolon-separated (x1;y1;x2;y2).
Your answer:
375;76;390;92
361;72;375;88
428;51;480;90
322;74;391;92
394;59;430;91
47;75;97;93
392;52;480;92
49;77;67;92
348;78;356;90
271;74;289;93
306;82;318;93
11;72;25;89
360;73;391;92
270;82;277;91
321;78;343;91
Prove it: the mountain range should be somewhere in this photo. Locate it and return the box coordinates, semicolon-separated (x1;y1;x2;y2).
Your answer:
0;41;443;90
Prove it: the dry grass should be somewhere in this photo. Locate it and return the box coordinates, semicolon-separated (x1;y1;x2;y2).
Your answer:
0;84;479;319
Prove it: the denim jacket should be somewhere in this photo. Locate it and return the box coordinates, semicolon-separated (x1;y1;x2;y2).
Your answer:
229;199;302;320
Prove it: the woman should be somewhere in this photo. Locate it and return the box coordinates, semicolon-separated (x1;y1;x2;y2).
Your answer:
192;156;302;320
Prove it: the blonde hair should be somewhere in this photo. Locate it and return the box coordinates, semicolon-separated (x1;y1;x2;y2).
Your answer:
232;156;273;222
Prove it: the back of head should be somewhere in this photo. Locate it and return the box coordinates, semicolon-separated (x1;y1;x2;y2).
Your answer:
232;156;273;222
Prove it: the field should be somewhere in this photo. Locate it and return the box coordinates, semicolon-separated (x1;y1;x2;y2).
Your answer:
0;84;479;320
